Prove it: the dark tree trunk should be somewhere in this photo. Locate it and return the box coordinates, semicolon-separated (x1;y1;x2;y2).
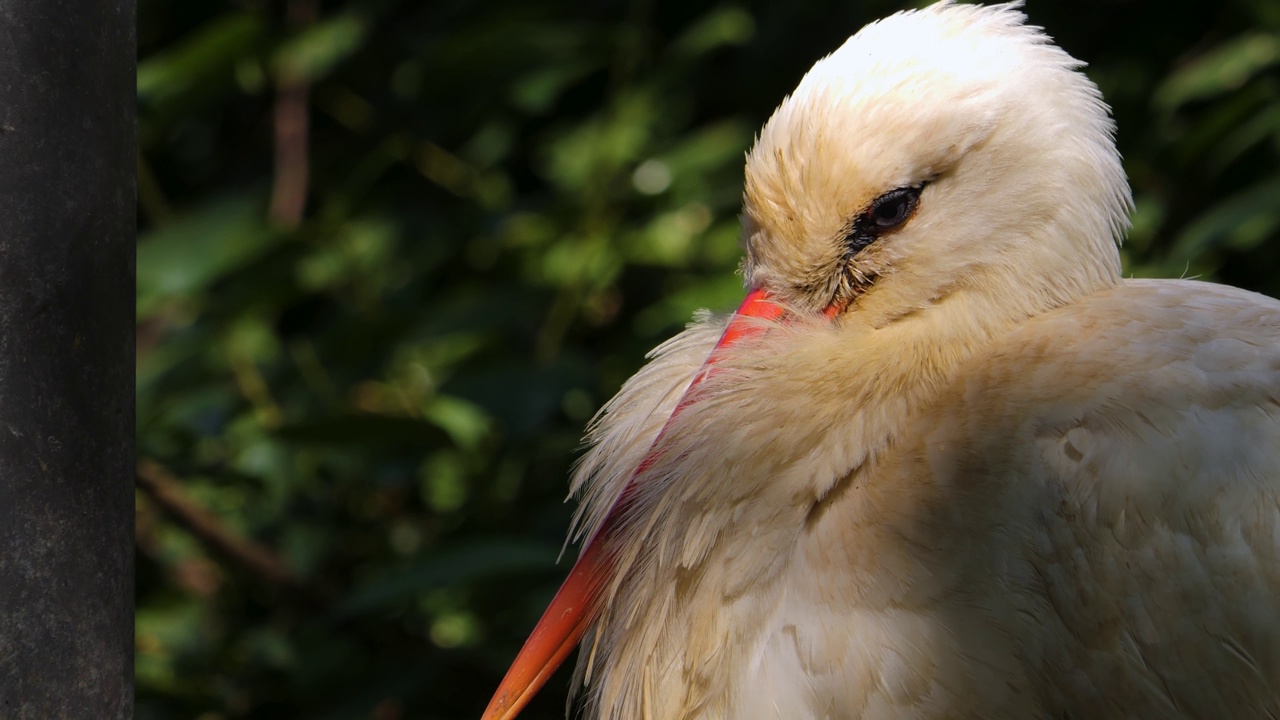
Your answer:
0;0;135;717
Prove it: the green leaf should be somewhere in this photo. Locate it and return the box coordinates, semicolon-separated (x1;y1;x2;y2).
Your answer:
671;6;756;57
1170;174;1280;261
138;13;266;105
274;13;370;83
273;414;450;449
1156;32;1280;109
333;540;561;617
510;61;599;114
137;194;282;318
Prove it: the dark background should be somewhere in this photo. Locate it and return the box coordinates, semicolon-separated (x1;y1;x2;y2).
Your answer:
136;0;1280;718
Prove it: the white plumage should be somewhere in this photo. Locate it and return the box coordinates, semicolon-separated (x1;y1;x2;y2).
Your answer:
483;3;1280;719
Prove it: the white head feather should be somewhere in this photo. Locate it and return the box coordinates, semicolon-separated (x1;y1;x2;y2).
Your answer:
744;0;1130;322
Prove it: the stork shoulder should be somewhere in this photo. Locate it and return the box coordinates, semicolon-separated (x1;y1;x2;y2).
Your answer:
926;277;1280;717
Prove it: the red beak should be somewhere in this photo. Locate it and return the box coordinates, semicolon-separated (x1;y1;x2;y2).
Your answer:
481;288;790;720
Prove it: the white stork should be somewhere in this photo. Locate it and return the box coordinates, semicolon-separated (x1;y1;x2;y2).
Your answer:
483;2;1280;718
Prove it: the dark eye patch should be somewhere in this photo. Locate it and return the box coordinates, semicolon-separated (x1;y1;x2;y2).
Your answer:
844;184;924;255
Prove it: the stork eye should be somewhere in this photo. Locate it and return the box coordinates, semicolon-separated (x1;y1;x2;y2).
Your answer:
843;183;926;256
869;186;921;230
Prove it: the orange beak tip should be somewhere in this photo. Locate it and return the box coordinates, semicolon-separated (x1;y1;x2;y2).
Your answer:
481;540;608;720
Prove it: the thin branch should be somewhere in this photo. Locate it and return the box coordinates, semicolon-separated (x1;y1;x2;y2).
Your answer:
268;0;318;227
135;458;302;590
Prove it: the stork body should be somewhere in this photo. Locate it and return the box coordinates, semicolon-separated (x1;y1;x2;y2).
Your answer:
576;280;1280;720
484;3;1280;719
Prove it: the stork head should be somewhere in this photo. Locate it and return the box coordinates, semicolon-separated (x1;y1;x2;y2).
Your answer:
482;4;1133;719
742;0;1129;326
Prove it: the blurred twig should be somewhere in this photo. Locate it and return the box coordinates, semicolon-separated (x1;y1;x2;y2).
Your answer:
136;458;303;590
268;0;317;227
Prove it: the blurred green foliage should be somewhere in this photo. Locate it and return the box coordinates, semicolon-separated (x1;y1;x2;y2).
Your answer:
136;0;1280;718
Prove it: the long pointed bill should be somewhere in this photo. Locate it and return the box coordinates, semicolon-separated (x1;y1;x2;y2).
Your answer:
481;288;790;720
